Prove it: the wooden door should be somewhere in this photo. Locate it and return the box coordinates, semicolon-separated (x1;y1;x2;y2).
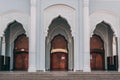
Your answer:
90;53;104;70
14;34;29;70
90;35;104;70
51;52;68;70
50;34;68;71
14;53;28;70
90;53;96;70
96;54;104;70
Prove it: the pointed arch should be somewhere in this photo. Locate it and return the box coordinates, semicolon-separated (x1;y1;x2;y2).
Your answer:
90;11;119;37
4;20;27;71
45;16;73;71
90;21;118;71
47;16;72;41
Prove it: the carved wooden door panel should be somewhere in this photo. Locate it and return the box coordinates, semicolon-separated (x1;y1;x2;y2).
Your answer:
14;53;28;70
51;52;68;70
51;53;59;70
90;53;96;70
90;53;104;70
96;54;104;70
59;53;68;70
14;54;23;70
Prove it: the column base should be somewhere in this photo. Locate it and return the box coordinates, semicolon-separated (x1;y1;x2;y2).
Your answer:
28;66;36;72
83;66;91;72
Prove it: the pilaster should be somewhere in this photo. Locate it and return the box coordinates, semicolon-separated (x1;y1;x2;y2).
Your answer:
83;0;91;72
28;0;37;72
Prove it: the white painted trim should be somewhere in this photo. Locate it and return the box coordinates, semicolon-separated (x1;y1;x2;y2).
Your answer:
51;49;67;53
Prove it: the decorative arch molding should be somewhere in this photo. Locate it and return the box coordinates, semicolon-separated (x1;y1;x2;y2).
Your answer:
44;4;76;37
47;16;72;42
5;20;26;44
45;16;74;71
3;20;28;70
91;20;119;70
0;10;30;37
42;0;77;11
90;11;120;37
44;4;75;11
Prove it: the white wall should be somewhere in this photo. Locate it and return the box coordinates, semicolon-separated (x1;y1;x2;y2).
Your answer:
90;0;120;16
41;0;78;10
0;12;30;37
0;0;30;14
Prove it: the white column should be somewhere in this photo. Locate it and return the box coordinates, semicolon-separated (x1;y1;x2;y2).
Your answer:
1;37;5;56
83;0;91;72
74;0;81;71
28;0;37;72
78;0;84;71
118;37;120;72
36;0;45;71
1;36;6;64
74;32;80;71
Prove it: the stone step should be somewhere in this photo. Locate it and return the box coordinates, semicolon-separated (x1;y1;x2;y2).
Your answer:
0;71;120;80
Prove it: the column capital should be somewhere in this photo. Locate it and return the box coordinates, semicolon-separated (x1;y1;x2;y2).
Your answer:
83;0;89;7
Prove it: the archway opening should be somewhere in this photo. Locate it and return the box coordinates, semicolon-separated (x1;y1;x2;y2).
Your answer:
90;21;118;71
45;16;73;71
3;21;28;71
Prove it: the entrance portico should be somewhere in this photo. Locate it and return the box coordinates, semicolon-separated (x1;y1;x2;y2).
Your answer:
28;0;91;72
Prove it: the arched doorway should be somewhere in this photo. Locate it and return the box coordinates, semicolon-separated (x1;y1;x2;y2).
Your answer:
91;21;118;71
4;21;27;71
13;34;29;70
45;16;73;71
90;35;105;70
50;34;68;71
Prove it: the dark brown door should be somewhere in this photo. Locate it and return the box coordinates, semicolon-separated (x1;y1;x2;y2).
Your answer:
90;35;104;70
50;34;68;71
91;53;104;70
14;34;29;70
14;53;28;70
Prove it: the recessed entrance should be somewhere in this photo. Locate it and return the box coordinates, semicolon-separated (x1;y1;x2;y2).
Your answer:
91;21;118;71
50;34;68;71
45;16;73;71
